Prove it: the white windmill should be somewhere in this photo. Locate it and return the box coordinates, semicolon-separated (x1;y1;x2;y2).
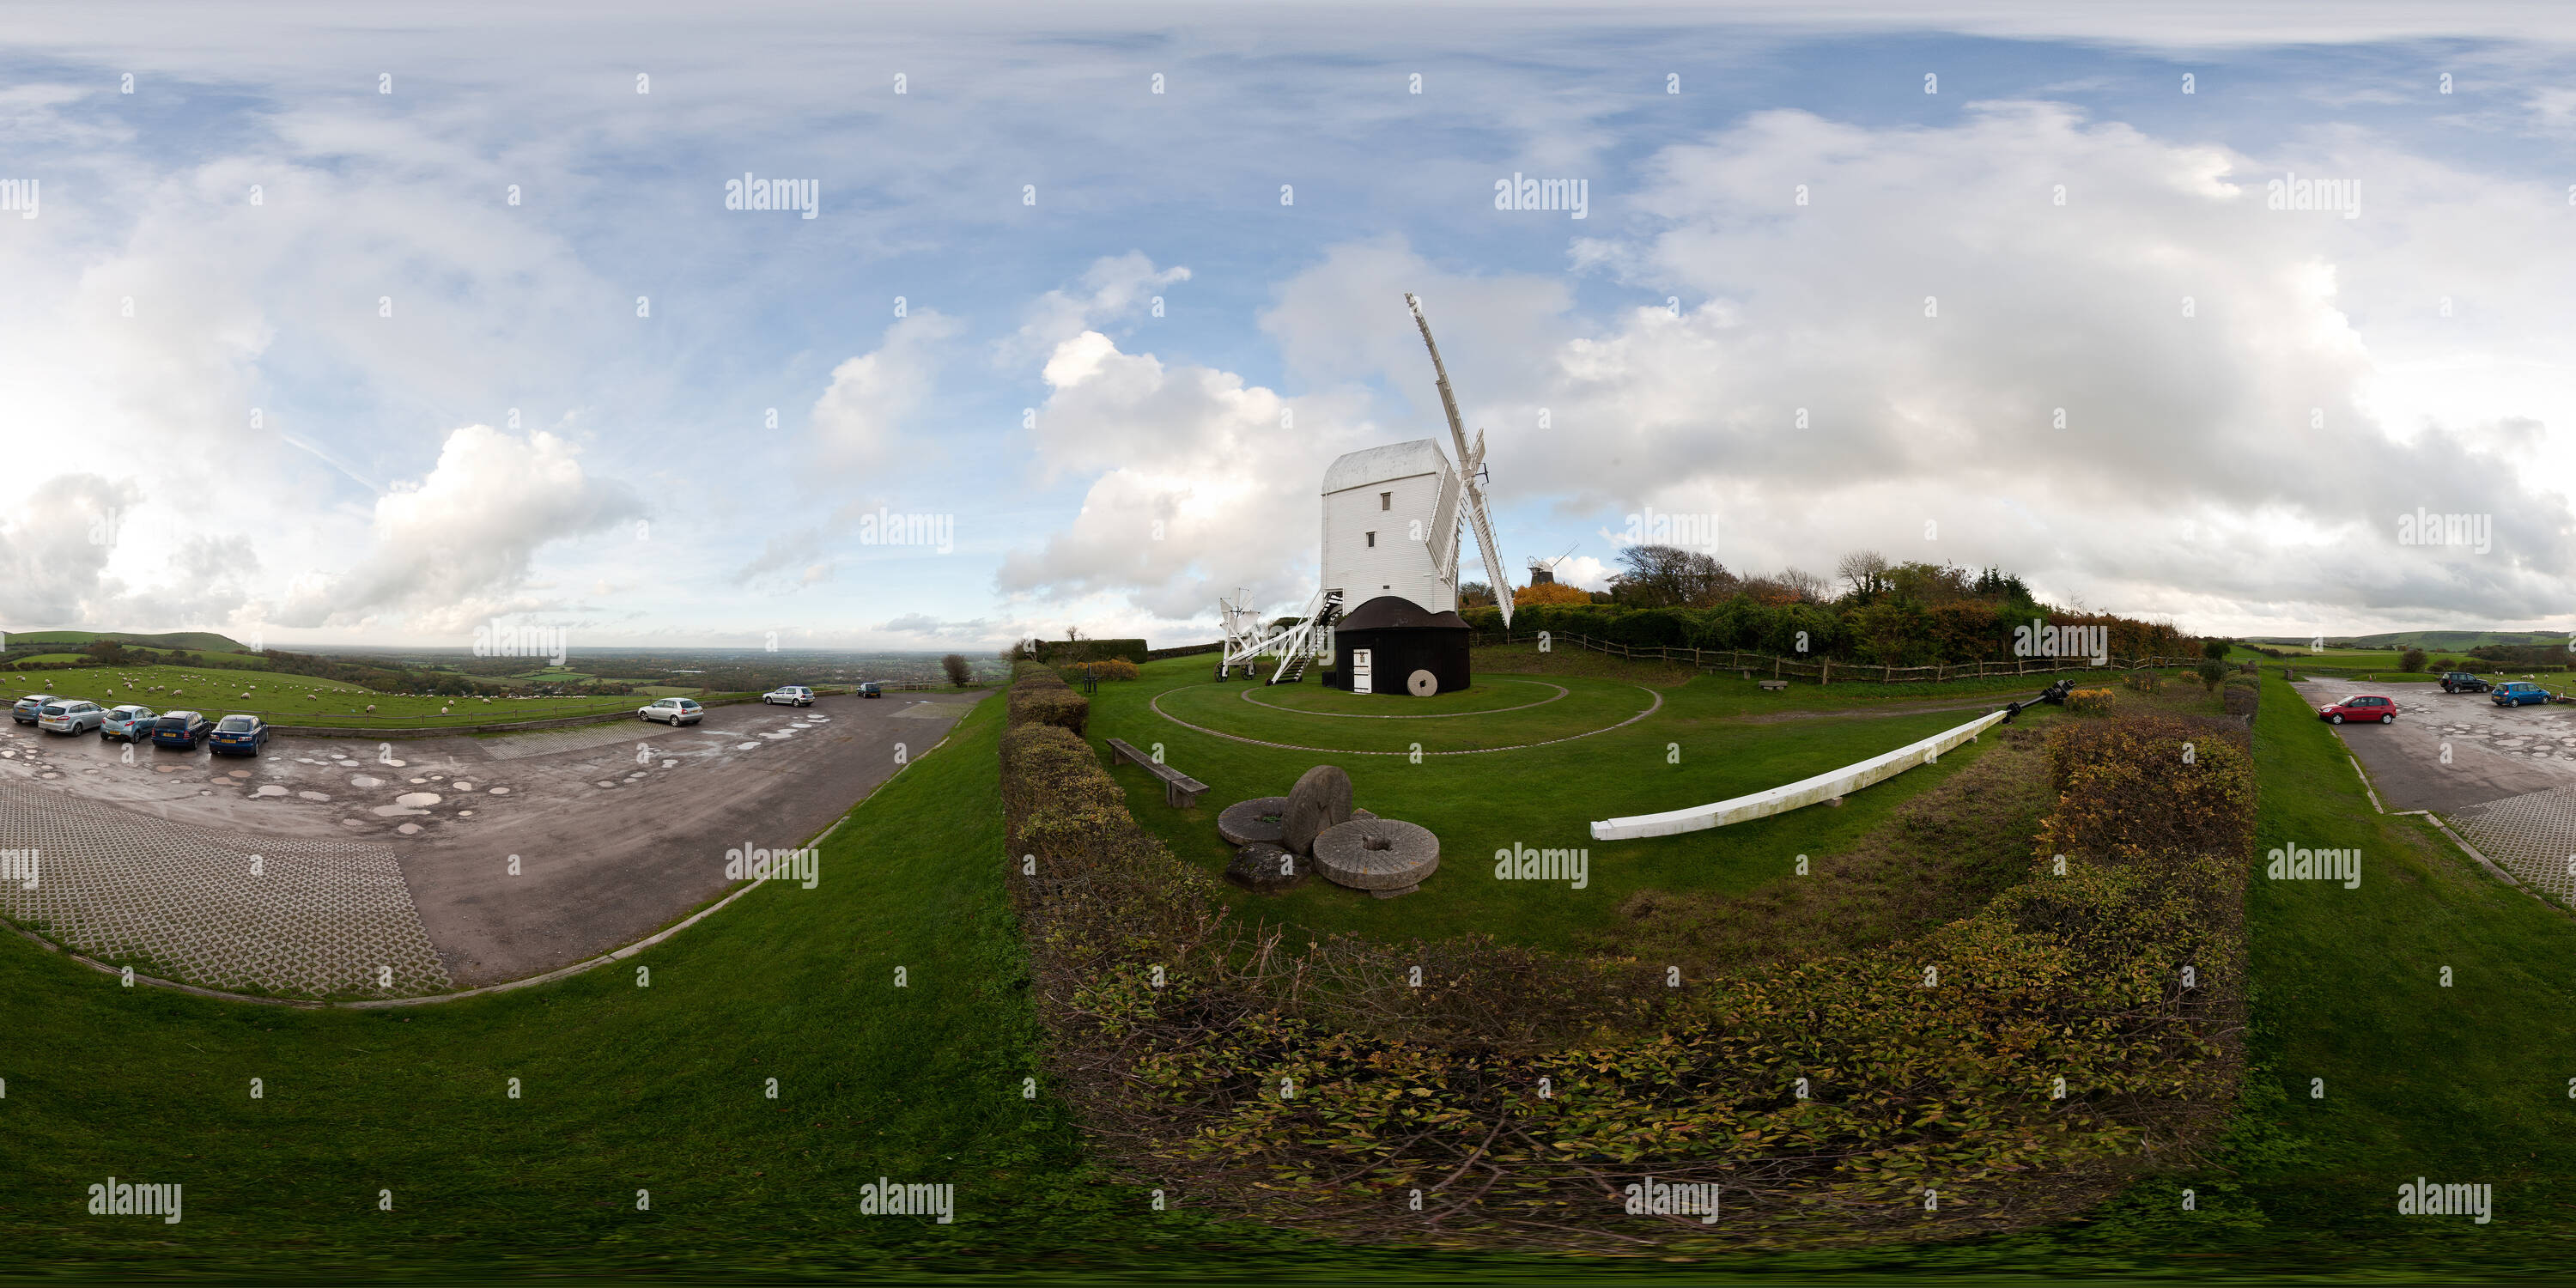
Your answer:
1214;294;1513;693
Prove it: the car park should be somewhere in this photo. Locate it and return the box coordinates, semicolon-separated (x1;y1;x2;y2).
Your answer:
640;696;704;726
2318;695;2397;725
208;714;270;756
36;700;106;735
2493;681;2555;708
11;694;58;726
860;682;883;698
2439;671;2492;694
762;686;815;707
151;710;214;750
100;704;158;742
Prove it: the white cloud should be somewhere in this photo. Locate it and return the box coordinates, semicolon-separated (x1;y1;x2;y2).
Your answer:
810;312;964;466
270;426;641;635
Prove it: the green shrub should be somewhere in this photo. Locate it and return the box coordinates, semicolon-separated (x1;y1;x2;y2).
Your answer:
1057;658;1140;683
2036;713;2257;866
2196;659;2227;692
2068;687;2115;714
1006;667;1091;737
2123;671;2160;694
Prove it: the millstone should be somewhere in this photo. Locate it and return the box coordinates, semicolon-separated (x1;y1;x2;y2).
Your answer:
1407;669;1438;697
1224;841;1306;892
1281;764;1353;854
1313;817;1438;891
1218;796;1291;847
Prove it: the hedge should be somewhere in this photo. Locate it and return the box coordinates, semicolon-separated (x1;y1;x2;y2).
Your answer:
1006;665;1091;737
1460;599;2185;667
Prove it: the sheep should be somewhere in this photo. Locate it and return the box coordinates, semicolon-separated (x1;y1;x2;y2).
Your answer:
366;704;376;714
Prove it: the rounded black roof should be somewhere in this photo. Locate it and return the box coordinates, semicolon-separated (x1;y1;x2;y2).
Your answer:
1336;594;1469;632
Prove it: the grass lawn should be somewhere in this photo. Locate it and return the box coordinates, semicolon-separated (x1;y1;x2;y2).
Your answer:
13;659;2576;1278
5;665;647;729
1084;652;2222;952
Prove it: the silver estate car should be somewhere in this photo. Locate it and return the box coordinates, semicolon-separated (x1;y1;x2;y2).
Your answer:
36;699;106;734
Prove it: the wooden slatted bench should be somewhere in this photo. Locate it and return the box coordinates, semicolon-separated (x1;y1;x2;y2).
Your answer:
1758;679;1790;692
1106;738;1210;808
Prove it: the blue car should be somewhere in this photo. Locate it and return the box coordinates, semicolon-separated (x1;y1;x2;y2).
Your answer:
100;704;157;742
151;710;212;750
208;714;269;756
2492;682;2554;708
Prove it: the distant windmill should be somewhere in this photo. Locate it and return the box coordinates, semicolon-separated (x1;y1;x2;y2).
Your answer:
1527;543;1577;586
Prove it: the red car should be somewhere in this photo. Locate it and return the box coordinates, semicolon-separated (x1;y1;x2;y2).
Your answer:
2318;695;2397;725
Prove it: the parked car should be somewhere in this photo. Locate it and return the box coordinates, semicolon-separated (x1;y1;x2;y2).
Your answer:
36;700;106;735
2318;695;2397;725
2439;671;2493;694
151;710;214;749
860;682;883;699
208;714;270;756
640;696;704;726
762;686;816;707
100;704;158;742
2493;682;2554;708
11;694;58;726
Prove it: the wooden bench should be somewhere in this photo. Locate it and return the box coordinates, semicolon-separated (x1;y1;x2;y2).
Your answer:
1758;679;1789;692
1106;738;1210;808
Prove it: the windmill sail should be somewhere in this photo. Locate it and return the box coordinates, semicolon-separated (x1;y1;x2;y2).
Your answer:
1406;293;1513;628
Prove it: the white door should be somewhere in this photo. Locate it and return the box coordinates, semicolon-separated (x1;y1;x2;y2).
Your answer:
1351;648;1372;695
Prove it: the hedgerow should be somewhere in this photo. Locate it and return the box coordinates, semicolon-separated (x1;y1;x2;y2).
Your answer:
1003;664;2250;1249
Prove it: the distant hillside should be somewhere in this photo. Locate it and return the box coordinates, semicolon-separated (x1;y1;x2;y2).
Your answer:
2242;631;2564;651
3;629;250;653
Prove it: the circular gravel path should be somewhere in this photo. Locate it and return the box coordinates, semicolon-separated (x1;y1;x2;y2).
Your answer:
1236;677;1569;719
1151;682;1663;756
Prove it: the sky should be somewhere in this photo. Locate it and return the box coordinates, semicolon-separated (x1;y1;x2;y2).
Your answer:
5;2;2576;651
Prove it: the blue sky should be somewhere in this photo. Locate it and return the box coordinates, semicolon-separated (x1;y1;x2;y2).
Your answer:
7;3;2576;650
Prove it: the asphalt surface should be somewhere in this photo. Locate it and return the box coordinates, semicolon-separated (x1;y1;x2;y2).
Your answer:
0;691;983;987
2291;678;2576;813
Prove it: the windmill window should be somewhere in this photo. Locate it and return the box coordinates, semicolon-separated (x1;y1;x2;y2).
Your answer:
1365;531;1376;548
1380;491;1392;510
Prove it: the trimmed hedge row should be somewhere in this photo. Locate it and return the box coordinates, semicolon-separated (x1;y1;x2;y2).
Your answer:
1006;665;1090;737
999;663;2251;1249
1461;599;2187;667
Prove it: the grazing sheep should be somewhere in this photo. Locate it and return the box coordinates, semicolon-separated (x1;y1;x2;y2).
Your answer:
366;704;376;714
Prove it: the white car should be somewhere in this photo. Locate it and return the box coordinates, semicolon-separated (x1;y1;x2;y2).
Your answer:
639;697;703;726
762;686;815;707
37;699;106;734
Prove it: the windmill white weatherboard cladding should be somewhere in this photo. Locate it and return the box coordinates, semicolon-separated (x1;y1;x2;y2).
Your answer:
1213;295;1512;694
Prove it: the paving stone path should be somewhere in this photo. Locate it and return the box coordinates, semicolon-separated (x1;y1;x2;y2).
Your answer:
0;775;450;997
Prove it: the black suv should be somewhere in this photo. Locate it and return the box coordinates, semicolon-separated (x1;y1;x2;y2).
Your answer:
2440;671;2492;694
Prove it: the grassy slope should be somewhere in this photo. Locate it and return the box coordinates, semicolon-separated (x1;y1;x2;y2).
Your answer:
3;629;250;653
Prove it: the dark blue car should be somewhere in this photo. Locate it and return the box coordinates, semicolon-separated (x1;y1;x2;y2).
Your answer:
152;710;212;750
2493;682;2553;708
208;714;269;756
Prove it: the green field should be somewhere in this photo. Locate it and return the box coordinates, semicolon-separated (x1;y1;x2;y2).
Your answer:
9;653;2576;1276
3;665;648;728
1083;649;2220;951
